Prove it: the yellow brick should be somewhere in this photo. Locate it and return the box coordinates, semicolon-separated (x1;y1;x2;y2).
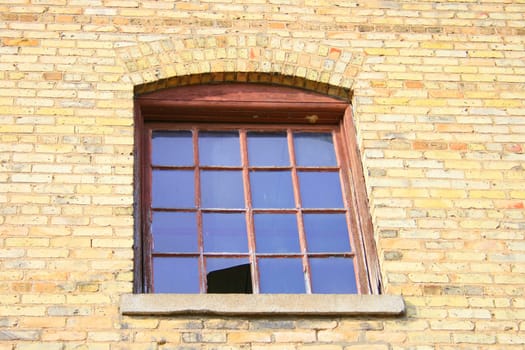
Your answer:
414;198;454;208
469;190;506;199
364;48;399;56
420;41;454;49
5;237;49;247
228;332;272;343
21;294;66;304
429;189;466;198
484;99;522;108
391;188;429;198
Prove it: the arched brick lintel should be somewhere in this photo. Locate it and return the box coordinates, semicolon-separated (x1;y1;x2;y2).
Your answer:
115;34;364;100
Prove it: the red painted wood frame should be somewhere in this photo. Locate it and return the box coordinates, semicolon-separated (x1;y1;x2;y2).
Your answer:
134;83;381;294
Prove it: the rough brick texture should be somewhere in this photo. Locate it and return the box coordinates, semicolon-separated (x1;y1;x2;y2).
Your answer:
1;0;525;349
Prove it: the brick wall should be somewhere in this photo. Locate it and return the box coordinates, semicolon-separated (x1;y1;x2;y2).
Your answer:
1;0;524;349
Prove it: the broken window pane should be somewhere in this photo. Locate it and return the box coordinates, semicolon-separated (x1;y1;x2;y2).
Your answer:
206;259;252;293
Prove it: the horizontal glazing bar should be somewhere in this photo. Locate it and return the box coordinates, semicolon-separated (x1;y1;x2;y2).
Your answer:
152;252;355;258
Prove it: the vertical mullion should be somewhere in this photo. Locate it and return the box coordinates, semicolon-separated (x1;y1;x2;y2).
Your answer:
194;127;206;293
240;130;259;293
288;129;312;294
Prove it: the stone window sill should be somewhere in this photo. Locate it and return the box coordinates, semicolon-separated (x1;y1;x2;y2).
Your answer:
120;294;405;317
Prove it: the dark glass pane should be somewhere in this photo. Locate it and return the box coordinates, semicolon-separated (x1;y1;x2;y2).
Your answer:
201;170;244;209
247;132;289;166
202;213;248;253
298;171;344;208
199;131;240;166
153;257;200;293
303;213;351;253
250;171;294;208
294;132;337;166
151;212;197;253
258;258;305;293
152;170;194;208
310;257;357;293
254;214;300;253
206;258;252;293
152;130;193;166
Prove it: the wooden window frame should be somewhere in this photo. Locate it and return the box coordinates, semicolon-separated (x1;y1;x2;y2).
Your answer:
134;83;381;295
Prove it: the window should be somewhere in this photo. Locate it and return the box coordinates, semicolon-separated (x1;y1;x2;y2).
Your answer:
134;83;380;295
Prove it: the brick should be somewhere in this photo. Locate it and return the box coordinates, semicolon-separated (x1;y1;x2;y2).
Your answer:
0;2;524;349
228;332;272;343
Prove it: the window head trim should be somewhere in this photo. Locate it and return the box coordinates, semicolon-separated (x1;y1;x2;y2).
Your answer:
136;83;348;124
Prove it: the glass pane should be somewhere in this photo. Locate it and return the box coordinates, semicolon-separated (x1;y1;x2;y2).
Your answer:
258;258;305;293
201;170;244;209
254;214;300;253
203;213;248;253
294;132;337;166
247;132;289;166
250;171;294;208
152;170;194;208
303;213;351;253
206;257;252;293
151;212;198;253
298;171;344;208
199;131;240;166
310;257;357;293
153;257;200;293
152;130;193;166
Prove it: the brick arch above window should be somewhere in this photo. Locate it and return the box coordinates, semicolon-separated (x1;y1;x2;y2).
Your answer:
116;34;365;93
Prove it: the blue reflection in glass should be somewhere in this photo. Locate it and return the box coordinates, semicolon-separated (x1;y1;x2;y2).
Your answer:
153;257;200;293
258;258;305;293
294;132;337;166
199;131;240;166
152;170;194;208
298;171;343;208
152;130;193;166
254;214;300;253
250;171;294;208
206;257;250;273
247;132;289;166
201;170;244;209
203;213;248;253
310;257;357;293
152;212;197;253
303;213;351;253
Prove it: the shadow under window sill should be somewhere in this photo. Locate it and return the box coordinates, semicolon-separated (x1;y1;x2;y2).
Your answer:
120;294;405;317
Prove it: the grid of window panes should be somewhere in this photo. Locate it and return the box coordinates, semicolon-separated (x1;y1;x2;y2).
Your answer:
148;125;358;294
